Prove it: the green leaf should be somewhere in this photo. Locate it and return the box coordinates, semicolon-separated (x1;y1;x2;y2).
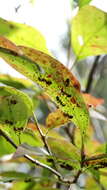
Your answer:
79;0;92;8
0;171;32;182
0;17;51;55
100;168;107;189
0;37;89;136
47;137;81;169
85;177;100;190
0;136;15;156
0;74;35;90
0;86;33;134
72;5;107;60
10;181;59;190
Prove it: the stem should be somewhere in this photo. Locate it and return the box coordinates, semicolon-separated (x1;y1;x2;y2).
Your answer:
0;129;63;181
81;136;85;167
85;56;100;93
0;129;75;184
33;112;51;155
64;124;75;144
0;129;17;149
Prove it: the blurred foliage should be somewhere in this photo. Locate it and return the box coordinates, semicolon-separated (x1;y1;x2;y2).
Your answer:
0;1;107;190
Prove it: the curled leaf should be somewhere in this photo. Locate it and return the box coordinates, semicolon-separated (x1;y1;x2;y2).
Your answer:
0;37;89;136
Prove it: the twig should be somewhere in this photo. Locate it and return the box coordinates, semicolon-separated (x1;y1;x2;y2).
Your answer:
81;136;85;167
85;56;100;93
0;129;76;184
64;124;75;144
72;170;81;184
0;129;64;182
33;112;51;155
0;129;17;149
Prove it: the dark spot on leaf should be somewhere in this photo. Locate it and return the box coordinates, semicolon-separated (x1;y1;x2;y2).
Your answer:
14;127;23;132
77;103;81;107
61;88;71;97
12;52;18;56
56;96;65;106
9;24;14;29
38;77;52;85
70;97;76;104
60;163;73;170
5;120;13;125
63;113;73;119
42;60;47;64
73;82;80;91
65;78;70;86
10;99;17;104
47;74;52;78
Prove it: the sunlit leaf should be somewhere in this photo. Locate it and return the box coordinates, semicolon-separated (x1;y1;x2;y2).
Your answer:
0;86;33;134
0;74;35;90
0;17;50;55
85;177;100;190
10;181;59;190
100;168;107;189
75;125;100;154
79;0;92;8
46;109;70;129
95;143;107;154
0;37;89;136
72;6;107;60
47;137;81;169
0;136;15;156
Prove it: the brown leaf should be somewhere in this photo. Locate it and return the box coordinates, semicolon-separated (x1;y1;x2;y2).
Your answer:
82;93;104;107
46;109;70;129
0;36;22;55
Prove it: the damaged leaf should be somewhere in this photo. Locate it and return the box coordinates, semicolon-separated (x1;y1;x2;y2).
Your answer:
0;86;33;133
0;37;89;136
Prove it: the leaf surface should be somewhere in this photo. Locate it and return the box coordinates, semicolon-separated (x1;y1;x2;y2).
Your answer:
0;86;33;133
0;74;35;90
0;171;31;182
0;37;89;136
72;6;107;59
0;17;50;55
46;109;70;129
79;0;92;8
47;137;81;169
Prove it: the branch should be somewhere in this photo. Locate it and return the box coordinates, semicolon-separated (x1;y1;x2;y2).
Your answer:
85;56;100;93
33;112;51;155
0;129;74;184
